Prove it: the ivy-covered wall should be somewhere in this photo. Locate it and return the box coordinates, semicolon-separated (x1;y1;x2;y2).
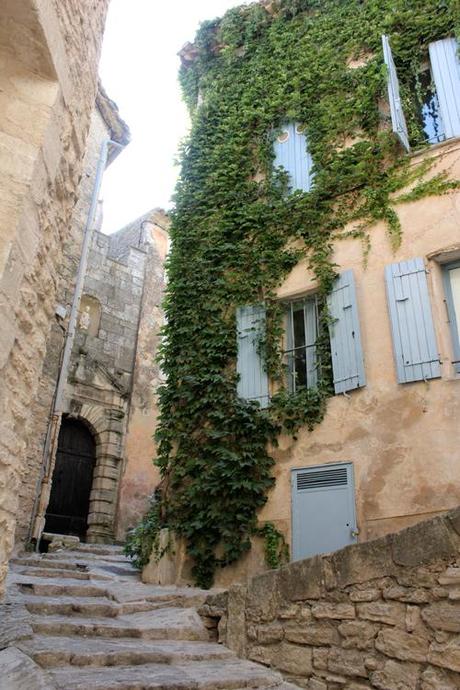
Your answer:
131;0;460;588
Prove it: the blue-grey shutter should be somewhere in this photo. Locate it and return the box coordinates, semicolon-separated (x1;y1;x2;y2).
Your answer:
274;122;314;192
236;305;269;407
429;37;460;140
385;257;441;383
327;270;366;394
382;35;410;152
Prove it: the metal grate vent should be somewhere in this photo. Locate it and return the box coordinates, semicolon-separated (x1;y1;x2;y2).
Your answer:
296;467;348;491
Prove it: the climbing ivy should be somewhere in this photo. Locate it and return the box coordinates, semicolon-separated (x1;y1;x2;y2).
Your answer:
132;0;460;588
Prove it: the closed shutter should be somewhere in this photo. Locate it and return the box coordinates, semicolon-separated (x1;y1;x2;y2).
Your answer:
382;35;410;152
429;37;460;140
327;270;366;394
236;305;269;407
385;257;441;383
274;122;314;192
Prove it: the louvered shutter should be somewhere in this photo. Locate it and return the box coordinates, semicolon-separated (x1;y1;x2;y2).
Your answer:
274;122;314;192
429;37;460;140
236;305;269;407
382;35;410;152
327;270;366;394
385;257;441;383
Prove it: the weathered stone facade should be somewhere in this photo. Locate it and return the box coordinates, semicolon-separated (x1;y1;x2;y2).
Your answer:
205;508;460;689
20;204;168;547
0;0;110;597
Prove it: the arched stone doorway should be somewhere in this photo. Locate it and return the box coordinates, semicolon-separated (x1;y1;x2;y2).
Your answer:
45;417;96;540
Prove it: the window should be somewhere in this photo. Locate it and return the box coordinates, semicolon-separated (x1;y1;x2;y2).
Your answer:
443;261;460;374
284;296;320;392
236;271;366;405
273;121;314;192
383;35;460;151
414;61;445;144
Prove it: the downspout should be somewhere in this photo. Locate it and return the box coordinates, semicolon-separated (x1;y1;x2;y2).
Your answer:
29;138;120;548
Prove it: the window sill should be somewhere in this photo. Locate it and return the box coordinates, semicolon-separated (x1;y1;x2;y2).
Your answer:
409;136;460;163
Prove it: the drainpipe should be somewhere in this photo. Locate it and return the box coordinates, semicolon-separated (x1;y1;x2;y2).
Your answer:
28;138;121;548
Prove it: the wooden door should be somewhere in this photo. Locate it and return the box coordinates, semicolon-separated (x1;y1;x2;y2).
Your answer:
45;418;96;539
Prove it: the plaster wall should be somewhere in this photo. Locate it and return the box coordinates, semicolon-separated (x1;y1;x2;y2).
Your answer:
0;0;109;596
261;140;460;552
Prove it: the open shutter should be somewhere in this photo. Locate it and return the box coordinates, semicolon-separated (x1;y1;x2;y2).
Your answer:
429;37;460;140
382;35;410;152
274;122;314;192
236;305;269;407
385;257;441;383
327;270;366;394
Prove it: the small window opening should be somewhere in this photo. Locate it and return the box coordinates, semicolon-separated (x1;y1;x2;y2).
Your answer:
414;61;445;144
277;129;289;144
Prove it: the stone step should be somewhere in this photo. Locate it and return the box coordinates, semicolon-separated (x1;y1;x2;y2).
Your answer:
13;565;93;581
48;658;285;689
11;573;109;598
68;543;125;555
12;557;89;572
42;551;130;564
21;594;121;618
31;608;209;641
18;635;234;668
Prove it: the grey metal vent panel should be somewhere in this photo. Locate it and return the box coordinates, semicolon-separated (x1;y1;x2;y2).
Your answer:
296;467;348;491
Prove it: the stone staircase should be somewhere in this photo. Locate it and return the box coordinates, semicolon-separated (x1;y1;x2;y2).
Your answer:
1;544;300;690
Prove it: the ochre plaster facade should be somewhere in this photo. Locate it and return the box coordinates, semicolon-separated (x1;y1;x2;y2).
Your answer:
0;0;109;597
144;140;460;589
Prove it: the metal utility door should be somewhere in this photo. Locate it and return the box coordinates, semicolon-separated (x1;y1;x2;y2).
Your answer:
291;462;357;561
45;418;96;539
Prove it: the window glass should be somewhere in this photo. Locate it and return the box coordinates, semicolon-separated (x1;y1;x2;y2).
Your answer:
285;298;318;392
449;266;460;341
415;65;445;144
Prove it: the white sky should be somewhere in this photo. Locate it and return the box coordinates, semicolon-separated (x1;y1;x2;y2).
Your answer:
99;0;246;234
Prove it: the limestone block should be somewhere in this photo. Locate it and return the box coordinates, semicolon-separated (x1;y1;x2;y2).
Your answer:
312;602;355;620
382;585;430;604
356;602;405;627
274;641;313;675
428;637;460;672
328;536;395;588
375;628;428;663
256;623;284;644
371;660;420;690
313;647;329;671
226;584;248;657
438;567;460;586
285;621;340;646
391;517;460;567
421;603;460;632
349;589;380;603
325;648;368;678
338;620;378;650
421;666;460;689
277;556;322;601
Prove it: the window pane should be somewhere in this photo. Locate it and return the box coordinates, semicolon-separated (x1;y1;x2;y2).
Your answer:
292;302;306;349
416;67;445;143
449;267;460;341
294;349;308;389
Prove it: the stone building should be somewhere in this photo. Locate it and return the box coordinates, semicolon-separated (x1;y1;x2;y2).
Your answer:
0;0;111;597
144;0;460;587
33;207;168;546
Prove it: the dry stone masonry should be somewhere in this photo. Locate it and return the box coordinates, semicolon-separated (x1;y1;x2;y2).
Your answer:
206;508;460;689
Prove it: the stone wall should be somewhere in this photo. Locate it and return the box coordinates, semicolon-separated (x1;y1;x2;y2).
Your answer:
116;213;169;539
0;0;109;596
209;509;460;689
16;108;113;543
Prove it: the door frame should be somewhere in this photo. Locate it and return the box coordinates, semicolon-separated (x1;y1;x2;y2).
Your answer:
290;461;358;562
